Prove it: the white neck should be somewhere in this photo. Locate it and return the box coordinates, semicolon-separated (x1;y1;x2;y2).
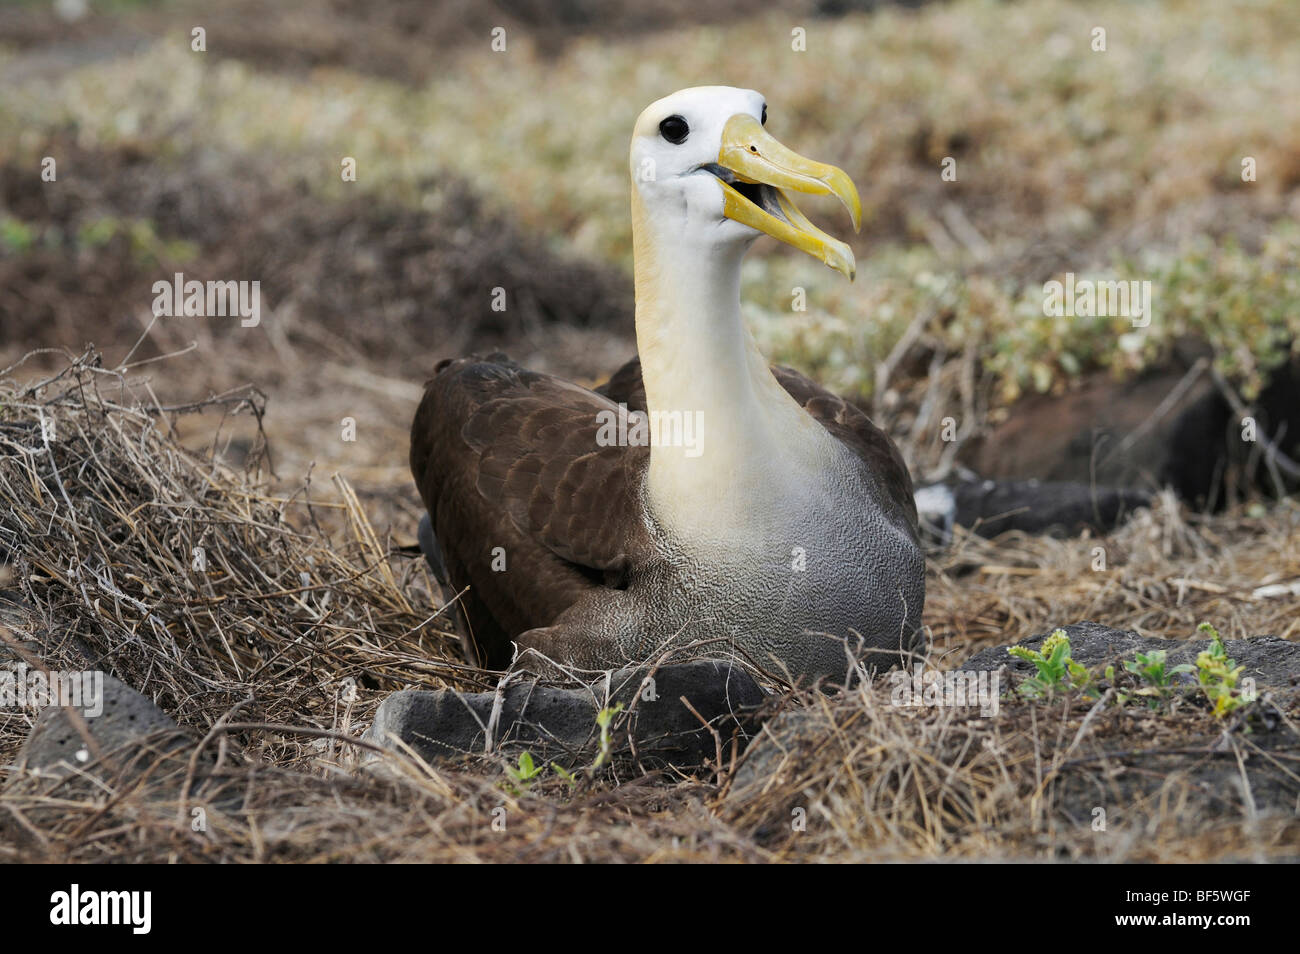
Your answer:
630;192;840;541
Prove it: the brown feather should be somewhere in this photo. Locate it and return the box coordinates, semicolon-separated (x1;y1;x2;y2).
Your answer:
410;355;649;668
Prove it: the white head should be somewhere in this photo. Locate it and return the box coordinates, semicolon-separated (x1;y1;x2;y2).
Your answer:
629;86;861;279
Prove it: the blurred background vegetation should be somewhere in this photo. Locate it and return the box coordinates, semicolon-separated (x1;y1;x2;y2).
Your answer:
1;0;1297;498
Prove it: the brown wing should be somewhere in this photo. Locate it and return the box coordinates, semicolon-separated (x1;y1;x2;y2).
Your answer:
594;355;647;411
596;356;917;530
410;354;650;668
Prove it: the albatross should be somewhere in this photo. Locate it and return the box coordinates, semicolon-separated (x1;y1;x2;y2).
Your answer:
410;86;925;683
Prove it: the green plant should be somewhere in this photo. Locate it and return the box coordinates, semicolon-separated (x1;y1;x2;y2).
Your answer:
591;702;624;769
1008;629;1098;700
549;762;578;789
1194;623;1247;718
504;703;625;794
1107;649;1195;709
502;750;544;794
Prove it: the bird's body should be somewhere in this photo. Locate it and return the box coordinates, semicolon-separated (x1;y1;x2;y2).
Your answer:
411;87;926;683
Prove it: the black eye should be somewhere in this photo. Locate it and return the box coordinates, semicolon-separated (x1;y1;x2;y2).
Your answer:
761;104;767;126
659;115;689;144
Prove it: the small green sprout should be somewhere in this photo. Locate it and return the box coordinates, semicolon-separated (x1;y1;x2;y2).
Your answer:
502;750;544;794
503;704;627;792
591;702;624;769
1195;623;1246;718
1008;629;1098;700
549;762;578;789
1117;649;1195;709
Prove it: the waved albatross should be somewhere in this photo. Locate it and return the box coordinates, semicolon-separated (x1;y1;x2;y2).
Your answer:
411;86;925;683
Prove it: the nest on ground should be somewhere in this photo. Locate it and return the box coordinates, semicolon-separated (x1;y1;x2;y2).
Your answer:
0;350;1297;862
0;348;479;771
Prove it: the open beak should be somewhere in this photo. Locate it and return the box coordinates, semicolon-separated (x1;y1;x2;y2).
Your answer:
709;113;862;281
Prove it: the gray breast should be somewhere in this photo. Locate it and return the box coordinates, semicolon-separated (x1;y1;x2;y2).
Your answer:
618;468;926;683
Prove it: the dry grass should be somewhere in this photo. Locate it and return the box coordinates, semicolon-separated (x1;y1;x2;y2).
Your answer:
925;493;1300;665
724;680;1300;863
1;350;1295;863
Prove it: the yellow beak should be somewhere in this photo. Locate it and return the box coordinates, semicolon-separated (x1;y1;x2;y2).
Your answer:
715;113;862;281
